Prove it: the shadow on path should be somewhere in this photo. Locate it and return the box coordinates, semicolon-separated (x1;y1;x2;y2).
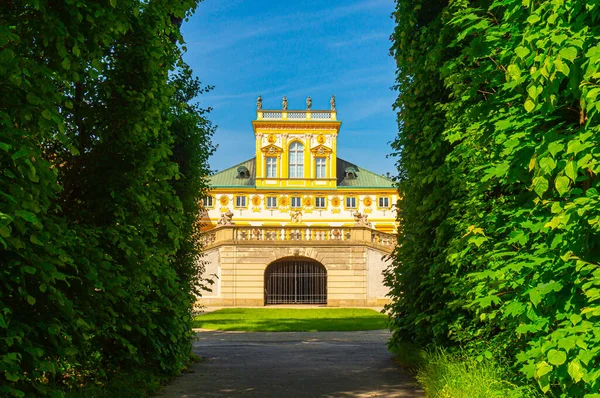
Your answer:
156;330;423;398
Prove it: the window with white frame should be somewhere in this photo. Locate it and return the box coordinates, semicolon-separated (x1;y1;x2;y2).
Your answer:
235;196;247;207
266;157;277;178
316;157;326;178
346;197;357;209
201;196;213;207
266;197;277;208
291;196;302;208
378;197;390;208
315;197;326;209
288;142;304;178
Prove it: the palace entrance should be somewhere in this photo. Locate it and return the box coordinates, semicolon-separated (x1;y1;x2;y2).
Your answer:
264;258;327;305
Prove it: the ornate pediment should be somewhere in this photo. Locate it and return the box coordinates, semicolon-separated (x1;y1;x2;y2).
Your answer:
260;144;283;155
310;144;332;156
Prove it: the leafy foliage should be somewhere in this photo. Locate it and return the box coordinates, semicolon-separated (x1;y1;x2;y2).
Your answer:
1;0;214;396
386;0;600;396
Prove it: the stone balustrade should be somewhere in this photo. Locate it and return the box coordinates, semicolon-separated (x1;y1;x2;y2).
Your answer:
200;225;396;253
257;110;337;121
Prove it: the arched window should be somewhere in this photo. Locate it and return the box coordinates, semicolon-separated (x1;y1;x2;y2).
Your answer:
288;142;304;178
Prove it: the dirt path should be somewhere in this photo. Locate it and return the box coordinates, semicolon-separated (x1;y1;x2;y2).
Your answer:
156;329;423;398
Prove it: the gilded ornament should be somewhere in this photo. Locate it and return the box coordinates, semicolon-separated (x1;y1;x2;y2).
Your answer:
317;134;326;144
219;195;229;206
330;197;341;207
268;134;276;143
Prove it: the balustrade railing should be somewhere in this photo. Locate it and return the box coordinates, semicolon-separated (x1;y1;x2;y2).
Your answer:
287;111;306;119
200;225;397;252
259;110;334;120
235;226;351;242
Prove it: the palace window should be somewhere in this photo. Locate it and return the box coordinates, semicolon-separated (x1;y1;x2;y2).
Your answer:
378;197;390;208
202;196;213;207
315;197;326;209
266;157;277;178
235;196;247;208
346;197;357;209
316;157;326;178
266;197;277;208
291;196;302;208
288;142;304;178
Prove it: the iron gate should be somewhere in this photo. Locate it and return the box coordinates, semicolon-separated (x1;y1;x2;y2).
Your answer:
264;259;327;305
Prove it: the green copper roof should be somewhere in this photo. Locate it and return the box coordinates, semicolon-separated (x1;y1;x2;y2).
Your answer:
208;158;256;187
336;158;394;188
208;157;393;189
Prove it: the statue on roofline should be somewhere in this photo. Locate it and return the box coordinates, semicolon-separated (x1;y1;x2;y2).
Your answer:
282;96;288;110
256;95;262;110
306;96;312;110
330;95;336;110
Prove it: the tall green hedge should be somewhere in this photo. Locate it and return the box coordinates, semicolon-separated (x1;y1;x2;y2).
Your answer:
386;0;600;396
0;1;214;396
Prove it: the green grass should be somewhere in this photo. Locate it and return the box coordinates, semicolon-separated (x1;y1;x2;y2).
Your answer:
192;308;388;332
390;345;542;398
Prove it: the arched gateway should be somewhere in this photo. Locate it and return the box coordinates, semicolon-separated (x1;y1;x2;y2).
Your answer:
264;258;327;305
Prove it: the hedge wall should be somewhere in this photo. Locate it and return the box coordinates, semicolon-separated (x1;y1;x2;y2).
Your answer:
1;1;214;396
386;0;600;395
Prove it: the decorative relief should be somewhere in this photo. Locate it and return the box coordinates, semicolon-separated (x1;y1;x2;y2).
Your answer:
290;210;302;224
303;196;313;214
317;134;326;144
267;134;276;143
219;195;229;206
331;196;341;214
251;195;261;206
261;144;283;155
310;145;332;155
363;196;373;207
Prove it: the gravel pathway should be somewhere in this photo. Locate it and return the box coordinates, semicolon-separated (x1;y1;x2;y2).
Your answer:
156;329;423;398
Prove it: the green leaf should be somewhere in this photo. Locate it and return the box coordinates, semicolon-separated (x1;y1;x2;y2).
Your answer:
568;359;585;383
22;266;36;274
565;161;577;181
555;176;570;196
527;85;543;99
532;176;548;197
26;92;40;105
508;64;521;80
15;210;39;225
110;0;117;7
27;296;36;306
524;99;535;112
539;157;556;175
548;142;564;156
559;47;578;62
515;46;530;58
548;349;567;366
61;58;71;70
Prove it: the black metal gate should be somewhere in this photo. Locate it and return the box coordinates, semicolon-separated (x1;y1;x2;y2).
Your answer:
264;259;327;305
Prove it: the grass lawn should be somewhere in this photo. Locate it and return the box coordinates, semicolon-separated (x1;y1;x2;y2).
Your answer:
192;308;388;332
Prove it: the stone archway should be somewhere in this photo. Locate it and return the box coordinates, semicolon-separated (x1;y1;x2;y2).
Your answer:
264;257;327;305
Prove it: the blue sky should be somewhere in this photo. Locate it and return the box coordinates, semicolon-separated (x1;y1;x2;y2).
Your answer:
181;0;398;175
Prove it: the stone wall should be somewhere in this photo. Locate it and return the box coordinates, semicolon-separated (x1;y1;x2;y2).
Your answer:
196;244;391;307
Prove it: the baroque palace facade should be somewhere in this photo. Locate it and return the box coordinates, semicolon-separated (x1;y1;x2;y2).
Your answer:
198;96;397;307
